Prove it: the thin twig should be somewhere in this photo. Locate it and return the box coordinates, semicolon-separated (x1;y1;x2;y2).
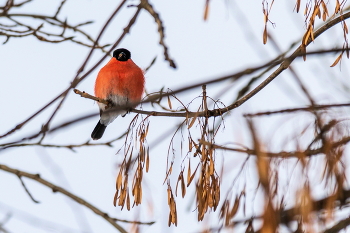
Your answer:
74;89;109;105
199;135;350;158
17;176;40;203
0;131;128;151
244;102;350;117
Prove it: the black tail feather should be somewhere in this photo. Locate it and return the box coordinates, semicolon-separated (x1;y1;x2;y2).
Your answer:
91;121;107;140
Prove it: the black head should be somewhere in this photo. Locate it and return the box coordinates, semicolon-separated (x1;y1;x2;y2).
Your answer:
113;48;131;61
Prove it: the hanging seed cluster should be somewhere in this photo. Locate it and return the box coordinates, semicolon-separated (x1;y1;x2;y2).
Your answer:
299;0;349;65
162;85;224;224
113;115;150;209
219;196;241;226
194;144;221;221
167;182;178;226
236;117;348;232
262;0;349;66
195;87;222;221
262;0;275;44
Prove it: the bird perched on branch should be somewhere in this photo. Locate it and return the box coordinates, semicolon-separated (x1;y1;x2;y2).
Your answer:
91;48;145;140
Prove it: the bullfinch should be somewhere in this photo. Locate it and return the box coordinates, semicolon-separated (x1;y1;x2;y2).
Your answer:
91;48;145;140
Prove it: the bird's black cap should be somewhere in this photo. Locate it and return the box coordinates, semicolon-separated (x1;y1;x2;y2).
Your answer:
113;48;131;61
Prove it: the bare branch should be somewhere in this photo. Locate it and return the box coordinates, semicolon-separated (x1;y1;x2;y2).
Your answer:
141;0;176;68
324;216;350;233
244;102;350;117
0;164;156;232
74;89;109;105
200;132;350;158
17;176;40;203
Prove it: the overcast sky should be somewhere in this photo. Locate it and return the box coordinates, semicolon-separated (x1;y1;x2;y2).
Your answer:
1;0;350;233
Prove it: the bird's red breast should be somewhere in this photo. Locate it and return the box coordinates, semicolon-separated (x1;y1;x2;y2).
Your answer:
94;58;144;103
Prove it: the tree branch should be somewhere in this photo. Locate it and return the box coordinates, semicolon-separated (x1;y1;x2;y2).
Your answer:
244;102;350;117
324;216;350;233
199;132;350;158
0;164;156;232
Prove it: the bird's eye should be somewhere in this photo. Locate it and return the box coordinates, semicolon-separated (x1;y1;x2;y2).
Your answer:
118;52;125;59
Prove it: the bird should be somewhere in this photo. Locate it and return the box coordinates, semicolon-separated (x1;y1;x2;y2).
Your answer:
91;48;144;140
